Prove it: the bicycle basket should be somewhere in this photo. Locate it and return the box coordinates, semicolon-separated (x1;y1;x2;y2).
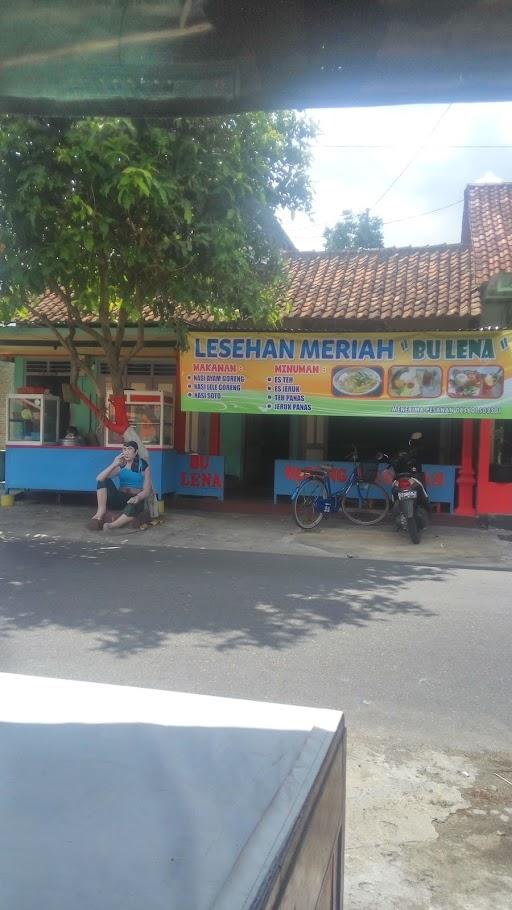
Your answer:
358;462;378;483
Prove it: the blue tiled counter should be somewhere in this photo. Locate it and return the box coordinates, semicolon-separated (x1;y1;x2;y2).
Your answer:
5;447;226;501
5;446;176;498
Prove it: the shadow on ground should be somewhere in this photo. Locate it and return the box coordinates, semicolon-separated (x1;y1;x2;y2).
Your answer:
0;537;445;657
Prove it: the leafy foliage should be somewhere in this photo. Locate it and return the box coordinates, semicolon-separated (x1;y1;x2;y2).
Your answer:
323;209;384;252
0;113;314;394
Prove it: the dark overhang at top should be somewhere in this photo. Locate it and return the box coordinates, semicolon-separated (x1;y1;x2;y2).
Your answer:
2;1;512;117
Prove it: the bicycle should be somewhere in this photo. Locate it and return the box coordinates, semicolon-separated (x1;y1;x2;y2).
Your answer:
291;446;390;530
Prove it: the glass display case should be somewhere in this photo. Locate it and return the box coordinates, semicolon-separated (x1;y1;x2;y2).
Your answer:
7;394;60;445
105;390;174;448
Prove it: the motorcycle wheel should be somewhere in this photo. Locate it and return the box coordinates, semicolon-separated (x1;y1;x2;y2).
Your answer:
407;516;421;544
417;506;429;529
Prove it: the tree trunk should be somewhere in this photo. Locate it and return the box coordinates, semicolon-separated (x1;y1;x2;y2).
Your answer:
107;366;129;435
36;291;134;436
109;396;130;435
70;363;129;436
70;386;130;436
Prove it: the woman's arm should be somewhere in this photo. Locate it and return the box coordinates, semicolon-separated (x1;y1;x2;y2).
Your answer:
127;465;152;504
96;455;123;483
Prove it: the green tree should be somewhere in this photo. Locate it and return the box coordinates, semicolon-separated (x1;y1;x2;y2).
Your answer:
0;113;314;428
323;209;384;252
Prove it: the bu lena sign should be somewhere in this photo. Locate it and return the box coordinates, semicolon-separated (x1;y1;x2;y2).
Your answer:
273;461;457;512
174;454;224;500
181;331;512;419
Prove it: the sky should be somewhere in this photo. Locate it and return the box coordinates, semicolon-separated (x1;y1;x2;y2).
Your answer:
279;101;512;252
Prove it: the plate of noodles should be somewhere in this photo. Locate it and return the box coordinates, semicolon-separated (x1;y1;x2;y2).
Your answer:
332;367;383;397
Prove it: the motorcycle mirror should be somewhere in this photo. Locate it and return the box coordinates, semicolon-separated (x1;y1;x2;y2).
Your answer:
410;432;423;441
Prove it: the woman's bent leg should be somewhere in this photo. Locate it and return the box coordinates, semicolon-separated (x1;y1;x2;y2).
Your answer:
92;486;108;519
90;479;116;525
103;512;134;530
103;496;145;530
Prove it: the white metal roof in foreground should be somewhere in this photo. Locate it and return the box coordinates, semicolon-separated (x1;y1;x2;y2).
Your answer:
0;673;343;910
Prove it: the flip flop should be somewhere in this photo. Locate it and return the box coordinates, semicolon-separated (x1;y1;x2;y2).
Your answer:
87;518;104;531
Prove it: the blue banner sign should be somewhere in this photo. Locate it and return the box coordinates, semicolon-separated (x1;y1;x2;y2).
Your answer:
274;460;457;512
174;454;224;500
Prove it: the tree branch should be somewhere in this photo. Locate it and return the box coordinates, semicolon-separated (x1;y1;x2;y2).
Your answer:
26;302;100;392
118;282;146;371
120;315;145;372
46;282;106;347
98;259;115;356
115;302;128;358
65;298;105;345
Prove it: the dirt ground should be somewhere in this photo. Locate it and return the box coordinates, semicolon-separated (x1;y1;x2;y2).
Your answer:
2;499;512;569
347;738;512;909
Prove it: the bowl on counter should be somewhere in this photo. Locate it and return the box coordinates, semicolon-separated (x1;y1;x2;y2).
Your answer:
59;436;85;446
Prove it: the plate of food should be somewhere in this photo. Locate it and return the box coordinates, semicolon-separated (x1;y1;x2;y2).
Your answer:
389;366;442;398
448;366;503;399
481;367;504;398
332;366;383;397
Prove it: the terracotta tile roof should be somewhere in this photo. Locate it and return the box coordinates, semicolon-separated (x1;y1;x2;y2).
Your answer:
24;243;480;329
462;183;512;287
284;246;480;322
27;293;82;324
27;295;158;325
17;185;512;330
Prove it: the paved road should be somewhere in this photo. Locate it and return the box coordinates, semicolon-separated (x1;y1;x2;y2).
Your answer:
1;536;510;752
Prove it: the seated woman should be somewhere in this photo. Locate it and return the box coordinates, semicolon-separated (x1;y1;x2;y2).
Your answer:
88;440;152;531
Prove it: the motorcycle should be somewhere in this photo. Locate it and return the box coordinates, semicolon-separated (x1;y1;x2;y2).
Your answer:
379;432;430;544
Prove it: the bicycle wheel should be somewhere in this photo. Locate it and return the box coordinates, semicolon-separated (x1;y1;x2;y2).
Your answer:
293;477;328;529
341;482;389;525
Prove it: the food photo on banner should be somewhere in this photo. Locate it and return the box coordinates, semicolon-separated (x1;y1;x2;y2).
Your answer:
180;332;512;419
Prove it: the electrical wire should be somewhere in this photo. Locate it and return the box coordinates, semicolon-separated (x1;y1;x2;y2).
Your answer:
321;143;512;149
285;197;465;241
369;104;453;211
382;198;464;225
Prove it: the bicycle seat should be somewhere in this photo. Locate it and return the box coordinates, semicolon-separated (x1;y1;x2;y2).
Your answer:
300;464;331;477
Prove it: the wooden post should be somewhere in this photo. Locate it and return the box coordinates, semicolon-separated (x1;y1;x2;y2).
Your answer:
455;418;476;516
209;413;221;456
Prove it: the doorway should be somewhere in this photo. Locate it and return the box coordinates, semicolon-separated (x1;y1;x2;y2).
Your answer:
327;416;448;463
243;415;291;493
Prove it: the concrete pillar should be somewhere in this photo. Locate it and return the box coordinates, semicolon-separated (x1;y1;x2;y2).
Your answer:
174;351;187;452
304;415;327;460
